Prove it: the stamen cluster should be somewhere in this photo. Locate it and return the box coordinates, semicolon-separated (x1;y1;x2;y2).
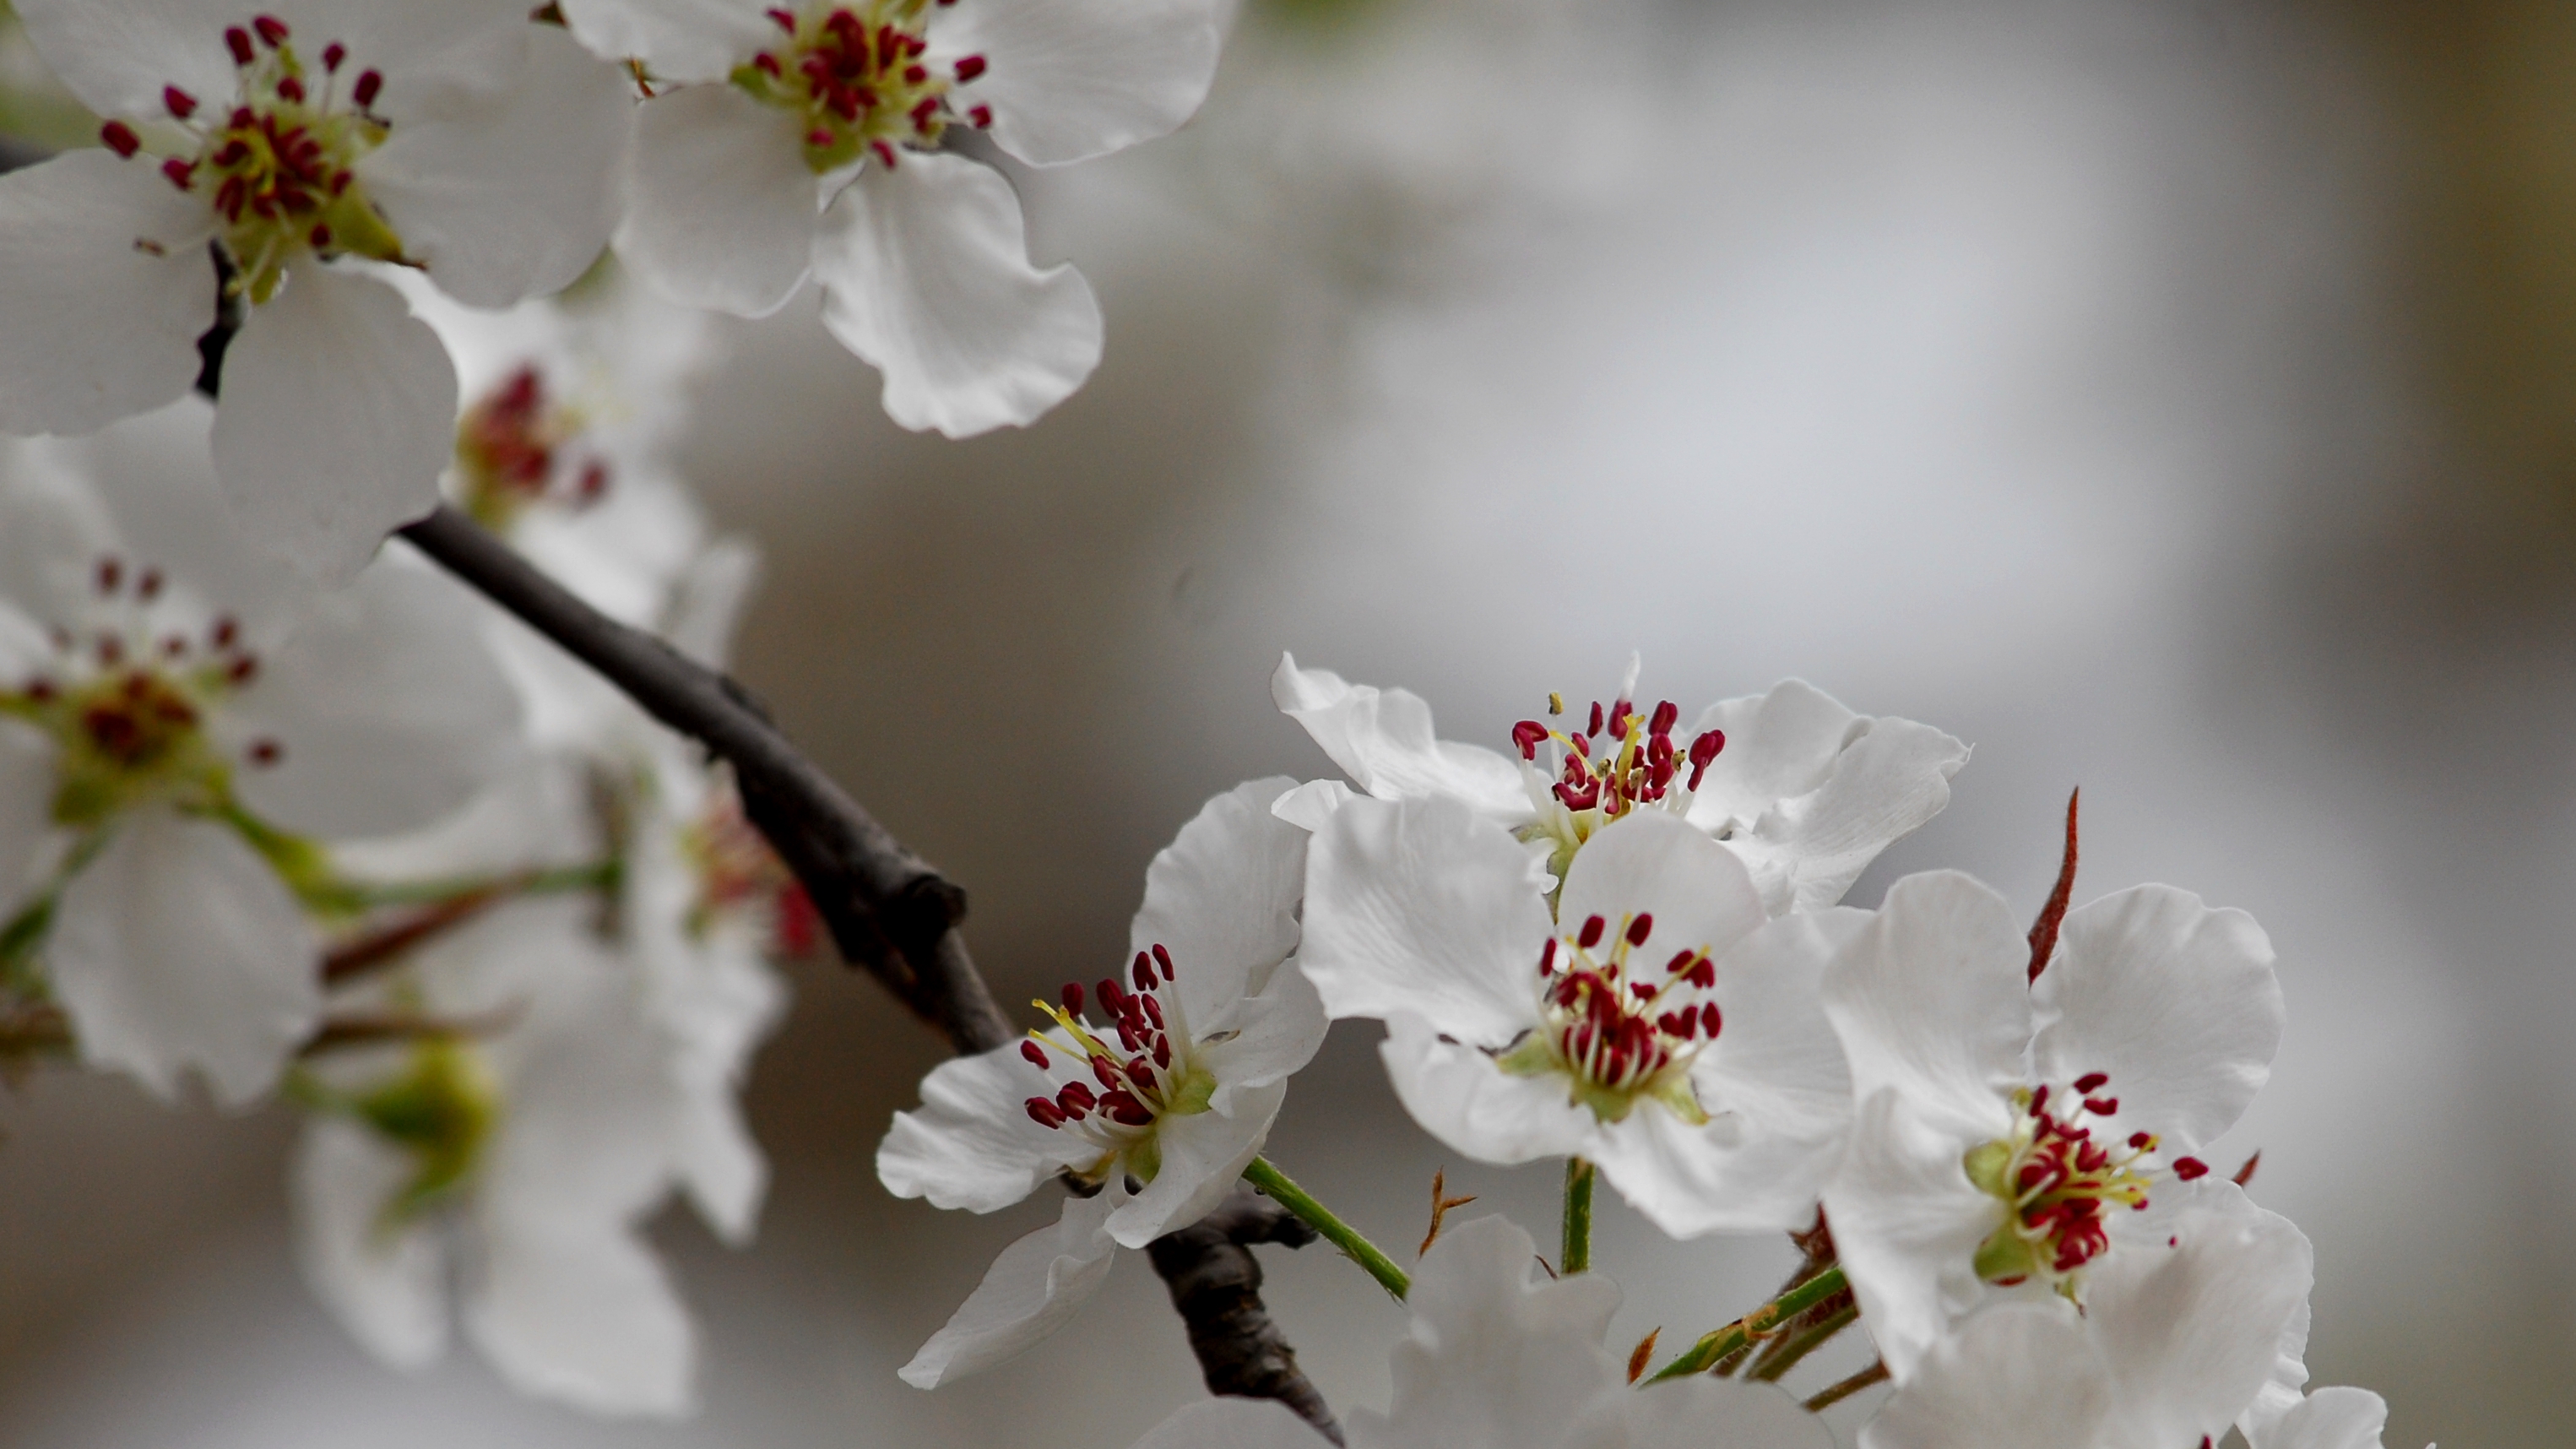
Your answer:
100;14;404;305
681;784;818;956
0;555;276;826
1514;696;1724;819
455;366;610;530
1017;946;1212;1180
731;2;992;175
1966;1072;2210;1292
1503;909;1722;1124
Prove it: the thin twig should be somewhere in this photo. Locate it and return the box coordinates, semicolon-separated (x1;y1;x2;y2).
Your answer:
1802;1359;1890;1414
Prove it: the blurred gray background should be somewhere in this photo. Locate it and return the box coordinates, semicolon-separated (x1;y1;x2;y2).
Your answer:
3;0;2571;1443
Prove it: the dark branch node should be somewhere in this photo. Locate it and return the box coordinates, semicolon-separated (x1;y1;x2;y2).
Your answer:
1148;1184;1342;1445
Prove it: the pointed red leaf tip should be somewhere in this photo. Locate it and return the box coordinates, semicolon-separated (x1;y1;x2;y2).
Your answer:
1627;1327;1661;1384
2232;1151;2261;1187
2026;787;2080;983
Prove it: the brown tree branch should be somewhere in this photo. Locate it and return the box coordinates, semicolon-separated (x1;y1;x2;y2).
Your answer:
1148;1184;1344;1444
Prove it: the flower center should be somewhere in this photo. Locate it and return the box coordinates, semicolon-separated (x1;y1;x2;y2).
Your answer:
1496;909;1722;1125
0;556;279;827
1961;1072;2210;1295
1511;694;1724;874
1018;945;1217;1186
455;366;612;532
729;2;992;175
100;14;404;306
681;783;817;956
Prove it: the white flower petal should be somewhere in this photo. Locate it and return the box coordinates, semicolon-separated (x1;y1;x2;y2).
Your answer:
1821;870;2025;1145
1823;1090;2004;1382
1359;1214;1624;1449
12;0;236;118
363;26;634;308
2087;1187;2313;1449
675;1086;768;1246
898;1188;1120;1388
2031;885;2281;1153
1584;1097;1835;1238
1858;1300;2110;1449
49;809;321;1105
617;82;818;317
210;266;457;583
485;940;684;1224
1692;907;1868;1143
2243;1300;2315;1446
879;1040;1082;1213
559;0;777;82
0;152;214;437
465;1210;696;1418
1131;1398;1324;1449
1379;1012;1594;1166
1196;954;1326;1110
1299;794;1551;1041
290;1115;451;1369
927;0;1220;166
1556;811;1769;969
1270;654;1528;823
2256;1387;2394;1449
1104;1083;1279;1248
225;556;523;840
1131;777;1307;1024
812;150;1100;437
272;0;528;111
1269;776;1354;834
1629;1378;1837;1449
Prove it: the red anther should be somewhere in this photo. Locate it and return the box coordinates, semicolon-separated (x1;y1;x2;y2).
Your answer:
954;53;987;81
1511;719;1549;760
160;158;196;190
1115;1020;1140;1053
1569;731;1591;760
226;655;258;684
1024;1096;1066;1128
24;678;52;703
1140;994;1163;1031
2172;1157;2210;1180
1537;938;1558;976
97;557;122;593
1152;1038;1171;1068
1104;1091;1154;1126
807;127;834;147
1629;980;1657;1001
1648;700;1678;736
1125;1057;1156;1092
767;6;797;30
902;62;926;83
100;122;142;159
353;69;382;107
1057;1080;1096;1113
1555;779;1599;811
2083;1096;2118;1116
1577;915;1606;949
323;41;345;72
308;223;331;248
253;14;290;46
1700;1002;1722;1036
160;635;186;658
1624;913;1653;947
1019;1039;1049;1068
1608;699;1633;736
1095;978;1123;1012
870;138;898;168
1656;1012;1683;1038
2075;1142;2109;1174
162;86;199;120
211;616;239;648
2128;1132;2152;1149
247;738;282;767
1658;949;1689;974
2073;1072;2109;1094
226;26;256;62
1685;730;1724;789
1151;943;1174;980
277;75;305;103
1132;952;1154;991
2029;1084;2051;1114
1684;958;1716;989
1091;1055;1121;1090
968;104;991;128
576;460;610;501
752;51;782;75
1586;701;1603;736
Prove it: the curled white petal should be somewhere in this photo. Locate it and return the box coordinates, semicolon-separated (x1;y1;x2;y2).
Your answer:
899;1189;1120;1388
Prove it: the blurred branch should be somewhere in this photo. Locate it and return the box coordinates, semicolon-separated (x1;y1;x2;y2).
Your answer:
1148;1184;1344;1444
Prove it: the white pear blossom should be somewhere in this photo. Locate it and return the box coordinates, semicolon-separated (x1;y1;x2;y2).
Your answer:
0;403;520;1104
291;895;703;1418
877;777;1323;1385
0;0;632;580
559;0;1225;437
1131;1215;1833;1449
1300;799;1857;1238
1859;1186;2313;1449
2249;1388;2411;1449
1818;870;2285;1381
1272;653;1968;914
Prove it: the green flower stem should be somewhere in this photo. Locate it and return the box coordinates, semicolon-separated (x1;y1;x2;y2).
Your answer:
1646;1264;1849;1382
1561;1157;1596;1274
1244;1156;1411;1300
336;860;621;909
1748;1302;1857;1382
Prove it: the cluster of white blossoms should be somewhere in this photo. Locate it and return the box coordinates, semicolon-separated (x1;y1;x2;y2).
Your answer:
0;267;802;1417
881;656;2421;1449
0;0;1226;582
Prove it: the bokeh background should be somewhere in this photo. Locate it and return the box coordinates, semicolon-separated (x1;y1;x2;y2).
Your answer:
3;0;2571;1443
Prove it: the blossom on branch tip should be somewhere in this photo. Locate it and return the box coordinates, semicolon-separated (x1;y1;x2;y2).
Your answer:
565;0;1226;436
1817;869;2285;1381
876;777;1324;1385
0;407;521;1104
1128;1215;1833;1449
1299;799;1858;1238
0;0;633;581
1272;653;1968;914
